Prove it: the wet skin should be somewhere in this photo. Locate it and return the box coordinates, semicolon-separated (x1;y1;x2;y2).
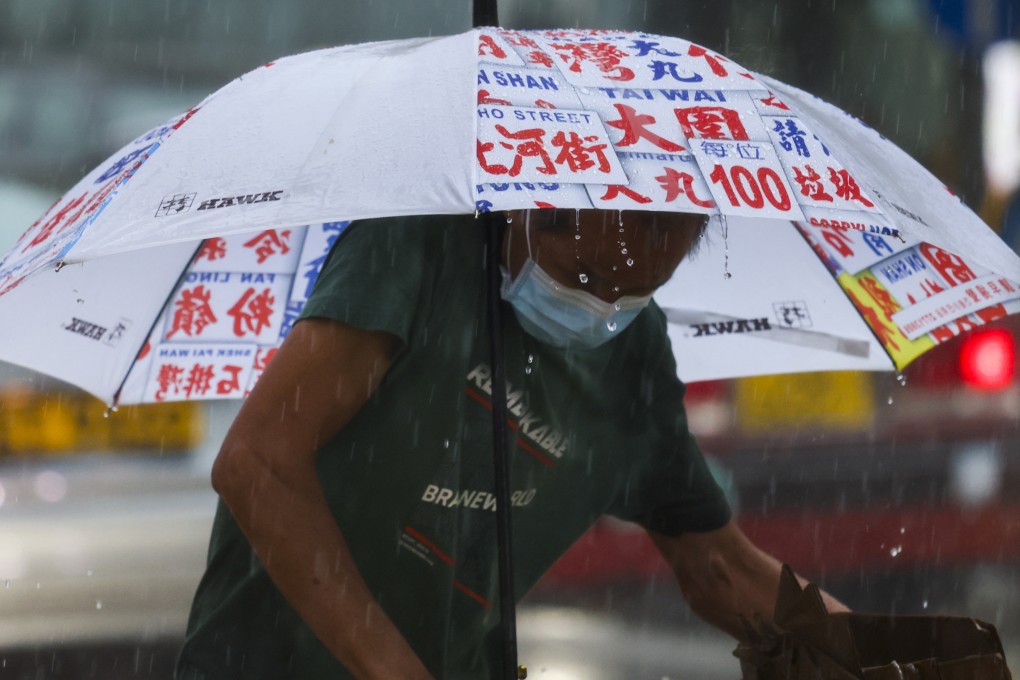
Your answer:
502;209;707;302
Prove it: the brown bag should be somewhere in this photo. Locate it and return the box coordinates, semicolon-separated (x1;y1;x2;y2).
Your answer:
735;565;1013;679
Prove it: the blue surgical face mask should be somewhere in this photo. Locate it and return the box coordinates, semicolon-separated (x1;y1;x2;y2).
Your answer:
500;219;652;350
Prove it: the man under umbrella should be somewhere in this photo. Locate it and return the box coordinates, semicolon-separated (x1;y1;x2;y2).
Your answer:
176;209;846;680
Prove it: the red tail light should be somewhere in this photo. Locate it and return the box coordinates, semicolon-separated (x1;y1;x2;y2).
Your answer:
959;329;1016;391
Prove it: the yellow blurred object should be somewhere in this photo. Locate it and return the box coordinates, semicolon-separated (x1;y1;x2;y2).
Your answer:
0;390;203;456
735;371;875;433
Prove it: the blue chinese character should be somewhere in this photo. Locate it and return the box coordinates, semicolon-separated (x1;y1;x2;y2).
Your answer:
280;301;304;339
476;199;494;212
862;233;894;257
813;134;831;156
97;143;158;183
736;143;762;160
700;141;730;158
648;60;704;83
628;39;681;58
772;119;810;158
321;221;348;251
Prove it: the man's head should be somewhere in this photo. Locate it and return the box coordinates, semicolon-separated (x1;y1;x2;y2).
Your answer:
502;209;708;301
500;209;709;349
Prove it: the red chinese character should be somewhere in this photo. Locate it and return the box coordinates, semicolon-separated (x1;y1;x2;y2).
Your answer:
811;222;854;259
600;185;653;204
500;31;540;49
1000;278;1016;293
976;284;991;300
185;364;216;397
859;275;900;318
846;289;900;351
243;229;291;264
167;285;218;339
977;304;1007;325
528;50;554;68
227;287;276;337
217;365;244;395
919;244;976;287
534;99;556;109
918;277;945;299
478;89;512;106
30;177;123;253
550;131;610;173
606;104;684;152
686;44;730;78
196;237;227;261
675;107;749;140
655;167;715;207
154;365;185;402
759;93;790;111
551;42;635;81
478;34;507;59
793;166;834;202
23;193;86;251
254;348;278;371
828;168;875;207
932;313;993;342
478;126;556;177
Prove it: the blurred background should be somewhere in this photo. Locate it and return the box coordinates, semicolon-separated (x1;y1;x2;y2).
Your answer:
1;0;1019;678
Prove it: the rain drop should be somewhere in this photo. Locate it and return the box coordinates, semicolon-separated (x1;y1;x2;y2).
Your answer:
86;570;93;576
574;208;580;228
442;439;450;449
578;273;589;284
922;600;929;609
620;248;628;255
607;320;618;332
95;600;103;610
617;210;623;227
896;373;907;386
720;214;732;280
4;580;9;589
614;302;621;311
889;546;902;557
575;234;581;240
525;366;532;375
506;214;513;224
76;298;84;304
527;354;534;364
625;258;634;267
887;395;894;405
612;286;620;293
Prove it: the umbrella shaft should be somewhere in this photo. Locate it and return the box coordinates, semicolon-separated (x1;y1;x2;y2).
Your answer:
473;0;499;27
484;212;519;680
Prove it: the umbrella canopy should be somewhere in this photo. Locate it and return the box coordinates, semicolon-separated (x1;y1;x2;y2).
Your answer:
0;28;1017;403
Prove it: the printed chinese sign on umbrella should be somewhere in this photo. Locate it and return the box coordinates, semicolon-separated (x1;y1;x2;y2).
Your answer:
0;27;1018;404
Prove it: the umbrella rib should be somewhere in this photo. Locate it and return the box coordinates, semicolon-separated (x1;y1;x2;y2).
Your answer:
110;240;205;407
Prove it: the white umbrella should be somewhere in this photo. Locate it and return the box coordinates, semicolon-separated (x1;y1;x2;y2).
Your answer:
1;28;1017;404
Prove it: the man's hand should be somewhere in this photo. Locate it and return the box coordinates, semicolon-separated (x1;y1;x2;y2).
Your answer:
649;520;848;639
211;318;434;680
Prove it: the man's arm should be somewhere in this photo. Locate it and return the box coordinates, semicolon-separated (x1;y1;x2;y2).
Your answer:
648;520;848;639
210;318;434;680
